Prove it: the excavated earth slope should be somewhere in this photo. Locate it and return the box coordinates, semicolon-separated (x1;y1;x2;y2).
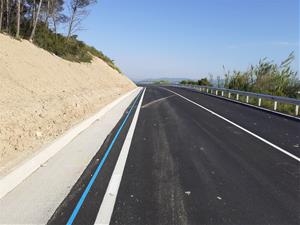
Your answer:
0;34;136;173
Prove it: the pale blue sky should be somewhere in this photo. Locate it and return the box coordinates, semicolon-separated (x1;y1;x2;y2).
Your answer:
76;0;299;80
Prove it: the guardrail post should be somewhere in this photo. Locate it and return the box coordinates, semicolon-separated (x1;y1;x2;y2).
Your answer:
246;96;249;103
273;101;278;111
296;105;299;116
228;92;231;98
221;91;224;96
211;89;213;94
258;98;262;107
236;94;239;101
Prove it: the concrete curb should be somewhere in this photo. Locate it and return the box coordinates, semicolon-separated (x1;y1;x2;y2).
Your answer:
0;87;141;199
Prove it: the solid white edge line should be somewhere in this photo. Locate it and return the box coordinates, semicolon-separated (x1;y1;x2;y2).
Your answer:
94;88;146;225
162;87;300;162
0;87;141;200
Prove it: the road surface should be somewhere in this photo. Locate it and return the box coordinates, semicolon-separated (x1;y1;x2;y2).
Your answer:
44;86;299;224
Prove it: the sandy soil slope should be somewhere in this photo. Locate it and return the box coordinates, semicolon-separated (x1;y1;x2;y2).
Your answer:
0;34;136;174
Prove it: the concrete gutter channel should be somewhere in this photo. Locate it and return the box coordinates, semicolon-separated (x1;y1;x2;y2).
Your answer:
0;87;142;225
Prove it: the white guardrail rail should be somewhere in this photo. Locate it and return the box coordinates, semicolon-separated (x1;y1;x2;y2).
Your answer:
173;84;300;117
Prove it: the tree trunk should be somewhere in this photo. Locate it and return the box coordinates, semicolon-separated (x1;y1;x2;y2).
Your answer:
52;16;56;33
45;0;50;27
31;0;36;28
67;4;77;39
5;0;9;32
29;0;42;41
16;0;20;38
20;0;24;18
0;0;3;31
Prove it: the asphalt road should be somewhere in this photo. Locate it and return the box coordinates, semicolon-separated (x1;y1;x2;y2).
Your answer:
47;86;300;225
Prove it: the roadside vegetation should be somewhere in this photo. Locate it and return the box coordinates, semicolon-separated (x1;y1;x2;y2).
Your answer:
179;54;299;116
223;53;299;99
222;53;299;115
180;54;299;99
153;80;170;85
0;0;121;72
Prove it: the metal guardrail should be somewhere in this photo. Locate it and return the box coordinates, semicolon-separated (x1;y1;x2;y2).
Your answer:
174;84;300;116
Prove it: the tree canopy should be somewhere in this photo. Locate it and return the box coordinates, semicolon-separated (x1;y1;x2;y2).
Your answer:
0;0;121;72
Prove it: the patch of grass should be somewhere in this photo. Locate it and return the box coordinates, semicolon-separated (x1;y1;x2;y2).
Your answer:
277;103;298;116
239;95;247;103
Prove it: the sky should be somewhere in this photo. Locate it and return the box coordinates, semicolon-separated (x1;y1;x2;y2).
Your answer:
76;0;299;81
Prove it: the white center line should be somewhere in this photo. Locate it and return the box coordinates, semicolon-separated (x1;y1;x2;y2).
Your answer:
94;88;146;225
162;87;300;162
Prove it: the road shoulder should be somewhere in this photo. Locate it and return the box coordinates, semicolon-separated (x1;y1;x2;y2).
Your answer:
0;88;141;225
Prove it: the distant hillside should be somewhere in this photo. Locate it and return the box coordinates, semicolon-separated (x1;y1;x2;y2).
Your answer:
138;77;190;84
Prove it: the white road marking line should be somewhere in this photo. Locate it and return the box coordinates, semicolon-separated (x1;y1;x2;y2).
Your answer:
142;94;175;108
0;88;141;200
94;88;146;225
163;87;300;162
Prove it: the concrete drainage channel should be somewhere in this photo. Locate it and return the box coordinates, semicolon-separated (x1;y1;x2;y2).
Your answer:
47;88;145;225
0;87;142;225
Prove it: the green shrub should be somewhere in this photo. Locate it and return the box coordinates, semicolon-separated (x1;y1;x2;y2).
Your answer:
12;22;121;72
198;78;212;86
153;80;170;85
224;53;300;99
180;78;212;86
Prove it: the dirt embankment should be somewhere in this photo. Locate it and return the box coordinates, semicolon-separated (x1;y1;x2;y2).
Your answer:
0;34;136;173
